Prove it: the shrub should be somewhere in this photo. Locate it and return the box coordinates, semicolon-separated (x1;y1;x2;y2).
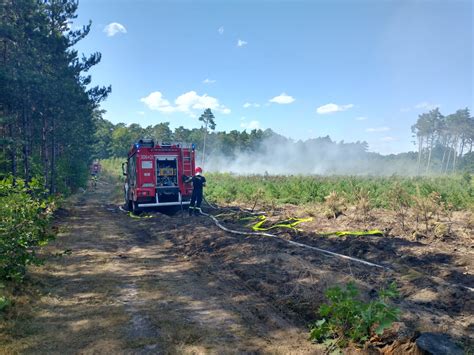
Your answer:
388;183;411;231
355;188;372;222
0;295;11;312
0;177;56;282
412;189;440;233
309;282;400;350
323;191;346;219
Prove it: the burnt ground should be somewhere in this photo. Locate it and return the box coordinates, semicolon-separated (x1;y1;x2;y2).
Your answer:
0;179;472;354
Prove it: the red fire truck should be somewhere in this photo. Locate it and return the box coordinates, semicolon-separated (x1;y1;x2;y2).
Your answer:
122;139;195;213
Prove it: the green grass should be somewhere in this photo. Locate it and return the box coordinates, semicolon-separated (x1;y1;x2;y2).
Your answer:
205;173;473;210
101;158;125;181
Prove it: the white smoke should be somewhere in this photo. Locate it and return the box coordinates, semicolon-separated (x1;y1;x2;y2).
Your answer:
204;135;418;176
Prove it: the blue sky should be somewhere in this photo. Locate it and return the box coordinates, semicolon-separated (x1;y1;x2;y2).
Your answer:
74;0;472;154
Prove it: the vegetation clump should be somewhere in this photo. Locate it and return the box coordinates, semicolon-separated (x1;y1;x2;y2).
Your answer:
0;178;56;282
309;282;400;351
323;191;346;219
355;188;372;222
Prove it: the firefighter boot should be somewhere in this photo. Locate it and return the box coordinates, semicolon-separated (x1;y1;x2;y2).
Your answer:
194;207;201;216
188;207;193;216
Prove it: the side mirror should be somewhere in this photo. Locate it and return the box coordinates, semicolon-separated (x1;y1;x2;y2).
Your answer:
122;162;128;176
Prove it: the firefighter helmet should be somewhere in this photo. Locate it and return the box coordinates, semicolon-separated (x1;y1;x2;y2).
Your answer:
195;167;203;174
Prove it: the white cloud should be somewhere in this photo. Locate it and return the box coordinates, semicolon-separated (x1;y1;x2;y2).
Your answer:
140;91;230;116
269;93;295;104
414;101;439;110
237;39;248;47
381;136;396;142
355;116;368;121
175;91;217;111
243;102;260;108
203;78;216;84
218;26;224;35
366;127;390;133
137;111;145;116
316;103;354;114
103;22;127;37
241;120;261;130
140;92;173;112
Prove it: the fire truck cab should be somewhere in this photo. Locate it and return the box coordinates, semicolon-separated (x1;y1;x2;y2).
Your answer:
122;139;195;213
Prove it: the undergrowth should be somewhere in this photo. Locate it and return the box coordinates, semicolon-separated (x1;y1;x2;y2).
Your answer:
205;173;473;210
0;177;56;282
309;282;400;351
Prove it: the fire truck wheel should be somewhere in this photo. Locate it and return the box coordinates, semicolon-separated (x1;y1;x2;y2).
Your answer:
132;201;141;215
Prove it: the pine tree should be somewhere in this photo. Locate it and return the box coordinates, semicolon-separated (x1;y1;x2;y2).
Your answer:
198;108;216;168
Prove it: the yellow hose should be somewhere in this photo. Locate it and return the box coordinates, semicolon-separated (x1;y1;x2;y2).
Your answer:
128;212;154;219
251;216;313;231
246;215;383;236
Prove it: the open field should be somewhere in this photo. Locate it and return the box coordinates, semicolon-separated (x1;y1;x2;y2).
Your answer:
206;173;474;210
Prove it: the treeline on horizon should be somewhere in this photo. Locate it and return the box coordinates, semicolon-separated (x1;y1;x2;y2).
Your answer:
411;107;473;174
93;106;474;175
0;0;110;193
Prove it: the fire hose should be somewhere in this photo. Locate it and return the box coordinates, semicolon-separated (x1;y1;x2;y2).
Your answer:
199;209;474;292
198;208;389;270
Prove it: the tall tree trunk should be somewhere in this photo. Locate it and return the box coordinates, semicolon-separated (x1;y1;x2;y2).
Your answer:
201;121;208;169
425;135;434;174
441;145;447;172
50;117;56;194
22;106;30;182
459;138;465;157
9;122;17;184
417;136;423;175
444;145;452;174
41;114;49;188
452;138;459;172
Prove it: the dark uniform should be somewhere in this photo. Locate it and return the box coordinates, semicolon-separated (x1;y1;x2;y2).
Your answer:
188;174;206;215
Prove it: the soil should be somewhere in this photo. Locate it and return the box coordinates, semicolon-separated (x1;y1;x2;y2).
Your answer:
1;179;472;354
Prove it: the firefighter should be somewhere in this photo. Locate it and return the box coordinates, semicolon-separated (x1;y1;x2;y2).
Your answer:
186;167;206;216
90;160;101;177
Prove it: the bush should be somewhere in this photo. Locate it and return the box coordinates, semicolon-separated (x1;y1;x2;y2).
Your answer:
0;295;11;312
323;191;346;219
309;282;400;350
0;177;56;282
